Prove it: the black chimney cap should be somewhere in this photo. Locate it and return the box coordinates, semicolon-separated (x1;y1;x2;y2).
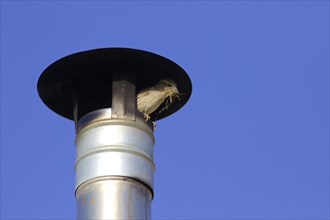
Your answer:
37;48;192;121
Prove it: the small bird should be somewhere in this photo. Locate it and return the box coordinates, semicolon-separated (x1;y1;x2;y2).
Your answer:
137;79;180;121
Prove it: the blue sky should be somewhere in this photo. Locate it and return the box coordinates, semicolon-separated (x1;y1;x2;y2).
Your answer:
1;1;329;219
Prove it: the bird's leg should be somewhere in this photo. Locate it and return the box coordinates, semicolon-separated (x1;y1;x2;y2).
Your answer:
144;113;150;121
158;102;172;114
143;113;156;129
165;97;171;109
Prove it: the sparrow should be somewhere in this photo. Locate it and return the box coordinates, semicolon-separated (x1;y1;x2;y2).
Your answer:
137;79;180;121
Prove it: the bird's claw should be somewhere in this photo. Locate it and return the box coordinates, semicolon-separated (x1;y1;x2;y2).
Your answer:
144;113;150;121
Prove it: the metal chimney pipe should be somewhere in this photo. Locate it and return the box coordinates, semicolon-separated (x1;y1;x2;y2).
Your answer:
75;109;154;219
37;48;192;220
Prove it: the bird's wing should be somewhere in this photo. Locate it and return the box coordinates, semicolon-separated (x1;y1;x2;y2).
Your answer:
137;90;150;98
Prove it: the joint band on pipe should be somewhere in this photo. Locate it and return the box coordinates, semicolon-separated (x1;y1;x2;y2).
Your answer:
76;176;152;220
75;111;155;191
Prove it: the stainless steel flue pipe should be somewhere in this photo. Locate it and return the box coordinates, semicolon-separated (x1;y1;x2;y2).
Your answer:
75;109;154;219
37;48;192;220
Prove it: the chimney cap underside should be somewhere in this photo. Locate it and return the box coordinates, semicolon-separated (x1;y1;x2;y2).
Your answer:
37;48;192;121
